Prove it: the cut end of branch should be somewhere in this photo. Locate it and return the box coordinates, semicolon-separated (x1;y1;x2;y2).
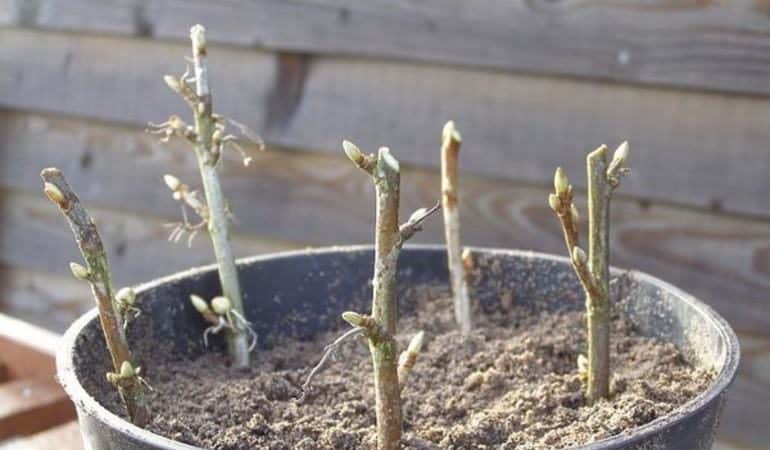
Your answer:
378;147;400;173
587;144;609;163
442;120;462;144
190;24;207;55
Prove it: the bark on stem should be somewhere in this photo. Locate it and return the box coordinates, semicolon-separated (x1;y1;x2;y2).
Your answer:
441;121;471;334
586;145;612;403
369;147;403;450
549;142;628;404
190;25;250;368
41;168;149;425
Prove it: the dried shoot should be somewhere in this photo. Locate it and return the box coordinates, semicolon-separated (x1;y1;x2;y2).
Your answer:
548;142;629;403
41;168;150;425
440;120;472;333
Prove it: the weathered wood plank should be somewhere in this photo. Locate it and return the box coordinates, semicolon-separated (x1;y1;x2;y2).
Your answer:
0;377;75;439
1;111;769;340
3;0;770;96
0;190;300;289
0;421;83;450
0;314;59;378
2;35;770;218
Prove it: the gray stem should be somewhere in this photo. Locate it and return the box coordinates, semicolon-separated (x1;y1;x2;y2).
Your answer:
190;25;250;368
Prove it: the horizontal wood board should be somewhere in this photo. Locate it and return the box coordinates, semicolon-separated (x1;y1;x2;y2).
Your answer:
1;29;770;218
3;0;770;97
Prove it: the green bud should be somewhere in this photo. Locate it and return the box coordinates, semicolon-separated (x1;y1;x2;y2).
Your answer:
190;294;210;313
570;204;579;224
69;262;89;281
341;311;366;327
342;140;363;165
116;287;136;306
612;141;629;166
163;174;181;191
406;331;425;356
119;360;135;378
163;75;182;94
572;246;587;266
43;182;66;207
554;167;569;196
548;193;560;212
211;296;232;315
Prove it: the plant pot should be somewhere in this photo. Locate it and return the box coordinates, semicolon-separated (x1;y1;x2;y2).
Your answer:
57;245;739;450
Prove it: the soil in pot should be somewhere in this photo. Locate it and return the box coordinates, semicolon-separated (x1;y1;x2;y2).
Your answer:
80;278;713;450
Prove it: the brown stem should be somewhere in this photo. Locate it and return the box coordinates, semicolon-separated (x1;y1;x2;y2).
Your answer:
586;145;612;403
345;142;438;450
41;168;149;426
441;121;471;334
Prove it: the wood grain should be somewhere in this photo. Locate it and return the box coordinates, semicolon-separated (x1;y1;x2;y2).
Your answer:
0;111;768;338
0;314;59;379
2;30;770;217
3;0;770;96
0;377;75;439
0;421;83;450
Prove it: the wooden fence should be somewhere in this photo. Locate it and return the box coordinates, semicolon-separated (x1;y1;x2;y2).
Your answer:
0;1;768;448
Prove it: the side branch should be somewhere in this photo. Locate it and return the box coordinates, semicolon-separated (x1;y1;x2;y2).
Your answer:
41;168;149;425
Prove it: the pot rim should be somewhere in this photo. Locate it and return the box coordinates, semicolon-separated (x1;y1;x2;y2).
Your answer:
56;244;740;449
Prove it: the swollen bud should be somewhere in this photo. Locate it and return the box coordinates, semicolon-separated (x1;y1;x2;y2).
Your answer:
548;193;560;212
116;287;136;306
408;207;428;224
554;167;569;196
406;330;425;356
211;296;232;315
341;311;366;328
69;262;90;281
342;140;363;165
164;174;181;191
570;204;579;224
163;75;182;94
572;246;587;266
190;294;210;313
119;360;135;378
612;141;629;166
43;182;66;207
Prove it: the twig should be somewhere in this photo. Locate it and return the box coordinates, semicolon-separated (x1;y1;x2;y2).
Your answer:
41;168;149;425
548;142;629;404
343;141;438;450
440;121;471;334
300;327;364;398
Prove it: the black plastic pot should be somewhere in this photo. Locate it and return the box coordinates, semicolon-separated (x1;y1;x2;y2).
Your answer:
58;246;739;450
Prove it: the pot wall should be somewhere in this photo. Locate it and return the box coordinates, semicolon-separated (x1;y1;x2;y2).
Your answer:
57;246;739;450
